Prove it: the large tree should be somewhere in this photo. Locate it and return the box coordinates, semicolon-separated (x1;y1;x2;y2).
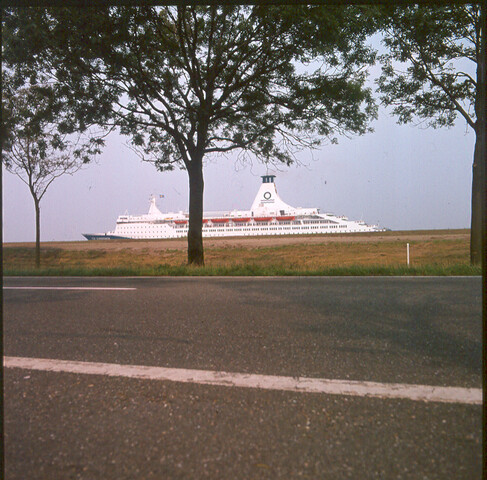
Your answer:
2;80;101;267
3;6;378;265
377;4;485;264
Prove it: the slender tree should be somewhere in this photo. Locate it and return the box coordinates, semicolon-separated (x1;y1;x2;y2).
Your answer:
2;81;100;267
3;6;378;265
377;4;484;264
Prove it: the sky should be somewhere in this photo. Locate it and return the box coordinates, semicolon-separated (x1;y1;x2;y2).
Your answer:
2;103;474;243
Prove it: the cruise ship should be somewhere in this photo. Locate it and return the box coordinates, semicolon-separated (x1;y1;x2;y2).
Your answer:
83;175;383;240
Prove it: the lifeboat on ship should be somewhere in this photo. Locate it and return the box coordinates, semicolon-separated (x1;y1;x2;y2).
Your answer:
174;220;188;225
276;216;295;221
211;218;229;223
254;217;272;222
232;217;250;222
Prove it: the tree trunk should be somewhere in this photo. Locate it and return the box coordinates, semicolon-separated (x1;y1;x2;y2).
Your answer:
470;138;483;265
471;4;486;266
34;197;41;268
187;159;205;266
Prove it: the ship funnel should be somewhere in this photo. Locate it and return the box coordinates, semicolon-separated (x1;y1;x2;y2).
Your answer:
148;195;163;217
251;176;293;215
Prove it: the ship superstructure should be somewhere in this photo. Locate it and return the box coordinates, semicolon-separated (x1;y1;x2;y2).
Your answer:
83;175;383;240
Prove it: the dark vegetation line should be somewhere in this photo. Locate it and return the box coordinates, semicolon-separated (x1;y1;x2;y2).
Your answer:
3;265;481;277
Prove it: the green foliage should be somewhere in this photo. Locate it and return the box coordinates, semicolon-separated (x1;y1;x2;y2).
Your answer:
377;4;480;130
2;79;101;202
3;6;378;171
2;8;108;198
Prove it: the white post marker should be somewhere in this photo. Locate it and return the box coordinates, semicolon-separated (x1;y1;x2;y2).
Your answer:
407;243;410;266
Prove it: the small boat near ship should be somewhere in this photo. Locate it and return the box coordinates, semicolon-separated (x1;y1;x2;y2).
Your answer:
83;175;384;240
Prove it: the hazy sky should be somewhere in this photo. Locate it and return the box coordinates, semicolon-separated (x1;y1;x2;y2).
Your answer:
2;102;474;243
2;46;476;243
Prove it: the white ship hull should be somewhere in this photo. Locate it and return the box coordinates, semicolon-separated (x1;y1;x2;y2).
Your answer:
83;175;384;240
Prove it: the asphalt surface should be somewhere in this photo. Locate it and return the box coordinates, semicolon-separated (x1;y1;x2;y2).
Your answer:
3;276;483;479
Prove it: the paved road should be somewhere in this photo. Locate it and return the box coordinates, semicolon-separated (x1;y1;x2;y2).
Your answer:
3;276;482;479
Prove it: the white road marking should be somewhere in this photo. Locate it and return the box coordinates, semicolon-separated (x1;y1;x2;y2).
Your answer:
3;356;482;405
3;287;136;291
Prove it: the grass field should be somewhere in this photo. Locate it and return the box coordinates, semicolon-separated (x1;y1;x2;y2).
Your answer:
2;229;480;276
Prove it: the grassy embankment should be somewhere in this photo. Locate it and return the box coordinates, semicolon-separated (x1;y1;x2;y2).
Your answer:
2;230;480;276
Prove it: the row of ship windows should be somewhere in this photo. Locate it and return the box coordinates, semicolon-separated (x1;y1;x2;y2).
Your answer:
175;226;346;232
119;220;337;227
202;221;335;227
119;225;345;231
302;220;334;224
118;225;347;233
